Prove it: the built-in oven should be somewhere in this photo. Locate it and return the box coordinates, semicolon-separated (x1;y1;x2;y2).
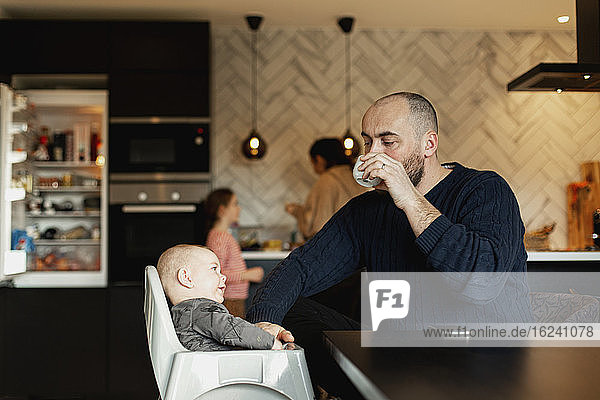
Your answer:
109;118;210;175
108;181;210;283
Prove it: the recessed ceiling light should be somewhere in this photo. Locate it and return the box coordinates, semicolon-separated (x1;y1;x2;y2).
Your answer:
583;74;591;80
557;15;570;24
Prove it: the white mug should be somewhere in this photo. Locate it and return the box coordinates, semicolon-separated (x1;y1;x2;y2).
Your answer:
353;158;382;188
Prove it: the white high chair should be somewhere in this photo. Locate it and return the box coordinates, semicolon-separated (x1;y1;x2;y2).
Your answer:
144;265;315;400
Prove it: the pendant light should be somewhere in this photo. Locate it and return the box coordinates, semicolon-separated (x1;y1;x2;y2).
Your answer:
242;15;267;160
338;17;360;161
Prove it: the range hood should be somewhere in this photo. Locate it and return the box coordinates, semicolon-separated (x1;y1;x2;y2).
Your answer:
507;0;600;92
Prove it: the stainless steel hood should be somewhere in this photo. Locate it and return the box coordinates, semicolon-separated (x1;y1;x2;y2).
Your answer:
507;0;600;92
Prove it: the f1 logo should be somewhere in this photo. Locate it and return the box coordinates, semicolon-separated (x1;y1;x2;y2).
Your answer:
369;280;410;331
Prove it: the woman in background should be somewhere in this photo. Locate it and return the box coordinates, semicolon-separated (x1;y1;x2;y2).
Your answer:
203;188;264;318
285;138;368;240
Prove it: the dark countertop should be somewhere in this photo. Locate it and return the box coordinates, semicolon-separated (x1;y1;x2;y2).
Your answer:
324;330;600;400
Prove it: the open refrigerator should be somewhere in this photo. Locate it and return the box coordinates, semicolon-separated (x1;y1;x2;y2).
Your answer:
0;83;108;287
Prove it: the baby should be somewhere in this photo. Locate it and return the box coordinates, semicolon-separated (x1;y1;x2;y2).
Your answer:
157;244;281;351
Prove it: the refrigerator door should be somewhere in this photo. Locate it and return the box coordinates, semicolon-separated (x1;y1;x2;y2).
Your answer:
0;83;27;282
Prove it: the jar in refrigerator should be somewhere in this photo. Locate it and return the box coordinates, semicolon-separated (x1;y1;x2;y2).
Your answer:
16;171;33;193
52;131;65;161
62;173;72;187
34;127;50;161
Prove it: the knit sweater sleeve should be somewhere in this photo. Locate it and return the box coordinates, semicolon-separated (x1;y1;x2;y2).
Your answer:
415;173;526;303
247;199;362;324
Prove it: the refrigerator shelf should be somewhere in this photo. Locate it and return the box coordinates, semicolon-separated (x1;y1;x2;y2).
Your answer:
34;239;100;246
12;108;35;124
26;211;100;218
35;186;101;192
6;187;26;201
3;250;27;275
32;161;100;168
8;150;27;164
9;122;29;135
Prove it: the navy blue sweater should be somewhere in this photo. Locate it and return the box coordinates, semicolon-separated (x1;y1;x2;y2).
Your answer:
247;163;529;324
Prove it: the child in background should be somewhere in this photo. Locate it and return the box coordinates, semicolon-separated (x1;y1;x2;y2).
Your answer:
156;244;281;351
204;188;264;318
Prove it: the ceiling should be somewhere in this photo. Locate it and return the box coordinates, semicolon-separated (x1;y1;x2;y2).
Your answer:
0;0;576;30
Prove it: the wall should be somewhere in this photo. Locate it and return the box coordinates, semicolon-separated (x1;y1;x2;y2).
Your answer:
213;27;600;249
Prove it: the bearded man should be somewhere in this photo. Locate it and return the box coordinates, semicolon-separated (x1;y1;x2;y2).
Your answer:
247;92;530;397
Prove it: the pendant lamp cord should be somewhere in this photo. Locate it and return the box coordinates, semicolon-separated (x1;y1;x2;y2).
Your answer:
252;29;258;132
345;33;351;132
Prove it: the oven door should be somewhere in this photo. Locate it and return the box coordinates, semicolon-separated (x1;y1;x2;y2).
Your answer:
108;120;210;173
109;203;204;283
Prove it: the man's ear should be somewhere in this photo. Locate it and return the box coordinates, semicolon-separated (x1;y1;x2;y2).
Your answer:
423;131;438;158
177;267;194;289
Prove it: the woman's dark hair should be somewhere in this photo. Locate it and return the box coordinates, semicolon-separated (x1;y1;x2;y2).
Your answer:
309;138;351;169
199;188;234;244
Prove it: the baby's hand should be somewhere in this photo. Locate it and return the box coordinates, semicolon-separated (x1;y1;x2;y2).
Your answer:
271;338;283;350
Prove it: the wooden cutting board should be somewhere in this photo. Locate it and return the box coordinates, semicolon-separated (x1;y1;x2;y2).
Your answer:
582;161;600;184
568;162;600;249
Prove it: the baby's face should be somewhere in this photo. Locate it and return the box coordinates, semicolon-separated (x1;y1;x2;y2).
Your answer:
188;248;227;303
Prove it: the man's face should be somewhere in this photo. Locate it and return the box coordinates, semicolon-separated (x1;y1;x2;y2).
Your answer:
361;100;425;187
188;248;227;303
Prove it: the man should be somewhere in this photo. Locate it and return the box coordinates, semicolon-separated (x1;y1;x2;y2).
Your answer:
249;92;529;396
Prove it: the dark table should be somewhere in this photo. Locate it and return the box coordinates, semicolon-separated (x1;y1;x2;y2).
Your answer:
324;331;600;400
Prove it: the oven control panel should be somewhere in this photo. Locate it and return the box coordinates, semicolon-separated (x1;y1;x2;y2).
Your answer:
110;182;210;204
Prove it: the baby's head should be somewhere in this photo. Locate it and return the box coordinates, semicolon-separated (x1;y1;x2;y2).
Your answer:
156;244;227;306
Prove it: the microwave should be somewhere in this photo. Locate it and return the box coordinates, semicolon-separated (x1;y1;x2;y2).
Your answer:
109;119;210;175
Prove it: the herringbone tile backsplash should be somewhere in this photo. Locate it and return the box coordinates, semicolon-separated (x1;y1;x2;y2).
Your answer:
213;28;600;250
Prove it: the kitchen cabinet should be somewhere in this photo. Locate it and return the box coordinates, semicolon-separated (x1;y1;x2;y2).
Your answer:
0;287;5;391
109;21;210;72
108;21;210;117
0;20;110;74
107;285;159;399
2;289;107;398
109;71;210;117
0;20;210;117
0;287;158;398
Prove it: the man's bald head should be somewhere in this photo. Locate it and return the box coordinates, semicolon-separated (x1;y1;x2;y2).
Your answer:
373;92;438;139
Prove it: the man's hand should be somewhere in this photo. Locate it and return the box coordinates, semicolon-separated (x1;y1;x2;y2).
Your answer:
358;152;418;210
255;322;295;343
358;152;441;237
